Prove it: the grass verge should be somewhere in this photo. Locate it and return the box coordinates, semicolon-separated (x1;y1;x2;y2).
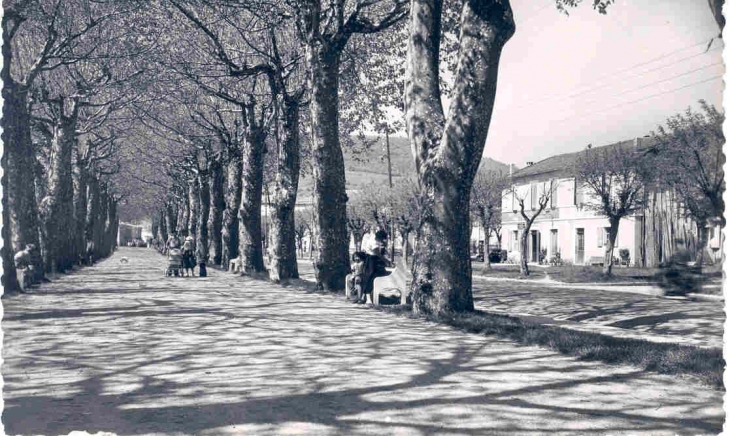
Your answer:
376;305;725;390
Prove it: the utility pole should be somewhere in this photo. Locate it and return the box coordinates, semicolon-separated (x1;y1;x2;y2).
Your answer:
385;128;396;262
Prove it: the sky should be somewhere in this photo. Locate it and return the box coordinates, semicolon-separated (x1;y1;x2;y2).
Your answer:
476;0;724;167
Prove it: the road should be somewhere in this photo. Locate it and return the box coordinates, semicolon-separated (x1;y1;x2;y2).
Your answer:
2;248;723;435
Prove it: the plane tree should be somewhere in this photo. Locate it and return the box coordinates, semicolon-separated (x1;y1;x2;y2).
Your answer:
576;143;652;274
650;101;724;266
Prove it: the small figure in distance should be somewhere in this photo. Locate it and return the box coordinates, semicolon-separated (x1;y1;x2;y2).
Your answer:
182;236;196;277
13;244;36;290
198;253;208;277
85;240;95;265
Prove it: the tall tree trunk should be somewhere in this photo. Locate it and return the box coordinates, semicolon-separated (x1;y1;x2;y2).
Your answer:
603;216;621;275
222;150;242;268
165;203;176;239
268;99;301;282
405;0;514;314
32;153;51;277
696;219;708;268
96;185;108;258
307;44;350;290
73;158;88;265
519;229;530;276
178;197;189;237
188;178;200;243
105;199;117;253
86;176;100;258
2;80;42;288
159;209;168;243
238;131;266;274
196;172;210;264
46;105;78;272
209;160;225;265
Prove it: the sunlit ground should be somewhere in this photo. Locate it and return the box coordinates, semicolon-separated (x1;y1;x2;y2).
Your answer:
2;248;723;436
298;260;724;349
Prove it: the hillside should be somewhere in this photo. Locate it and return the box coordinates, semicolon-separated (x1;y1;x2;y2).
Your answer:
297;136;516;201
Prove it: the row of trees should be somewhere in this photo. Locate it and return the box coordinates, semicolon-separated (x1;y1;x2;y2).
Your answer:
2;0;158;290
4;0;721;316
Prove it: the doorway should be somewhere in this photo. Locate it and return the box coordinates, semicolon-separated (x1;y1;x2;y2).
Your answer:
530;230;540;263
575;228;585;264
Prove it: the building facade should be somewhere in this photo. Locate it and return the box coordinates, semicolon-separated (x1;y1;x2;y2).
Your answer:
499;138;721;267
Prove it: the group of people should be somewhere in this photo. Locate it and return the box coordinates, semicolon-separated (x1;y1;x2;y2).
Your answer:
164;232;206;277
347;227;391;304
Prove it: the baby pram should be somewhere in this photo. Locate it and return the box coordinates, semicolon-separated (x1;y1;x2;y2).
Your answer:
165;248;183;277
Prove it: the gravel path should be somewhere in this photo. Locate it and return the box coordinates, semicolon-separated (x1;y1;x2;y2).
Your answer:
2;248;723;436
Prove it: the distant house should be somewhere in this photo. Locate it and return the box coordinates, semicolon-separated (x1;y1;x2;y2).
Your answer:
499;138;721;267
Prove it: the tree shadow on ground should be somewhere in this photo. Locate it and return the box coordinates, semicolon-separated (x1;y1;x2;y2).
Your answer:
3;248;723;435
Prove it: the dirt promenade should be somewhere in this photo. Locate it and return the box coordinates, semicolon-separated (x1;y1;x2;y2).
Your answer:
297;261;725;349
2;248;723;435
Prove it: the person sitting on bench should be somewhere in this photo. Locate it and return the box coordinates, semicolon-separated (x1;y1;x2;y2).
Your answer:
353;245;390;304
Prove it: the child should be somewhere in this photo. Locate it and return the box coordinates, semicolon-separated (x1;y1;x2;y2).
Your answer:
347;251;367;302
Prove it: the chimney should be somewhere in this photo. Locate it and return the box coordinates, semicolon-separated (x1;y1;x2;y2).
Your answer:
634;137;640;148
509;165;513;178
526;161;534;166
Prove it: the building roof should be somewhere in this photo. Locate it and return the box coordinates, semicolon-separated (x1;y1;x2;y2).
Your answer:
511;137;654;182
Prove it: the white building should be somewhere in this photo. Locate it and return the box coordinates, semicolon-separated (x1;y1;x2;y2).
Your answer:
500;138;721;266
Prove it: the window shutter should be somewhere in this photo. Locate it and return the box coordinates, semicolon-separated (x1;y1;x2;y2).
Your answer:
597;228;603;248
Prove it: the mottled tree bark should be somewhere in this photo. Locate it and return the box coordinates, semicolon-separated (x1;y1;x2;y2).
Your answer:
519;229;530;276
165;203;176;239
238;130;266;274
2;81;42;288
73;155;88;265
405;0;515;314
86;176;101;256
105;198;117;254
196;172;210;264
159;209;168;243
45;100;79;272
307;44;350;290
603;216;620;275
32;153;51;276
97;186;109;257
188;178;200;243
268;100;301;282
222;150;242;268
177;197;189;237
209;159;225;265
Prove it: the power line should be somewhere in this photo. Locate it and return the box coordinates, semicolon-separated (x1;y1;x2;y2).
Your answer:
511;38;722;108
573;60;723;107
554;74;723;123
550;46;723;105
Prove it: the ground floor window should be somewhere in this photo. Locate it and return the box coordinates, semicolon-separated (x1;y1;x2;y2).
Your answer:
550;229;558;256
